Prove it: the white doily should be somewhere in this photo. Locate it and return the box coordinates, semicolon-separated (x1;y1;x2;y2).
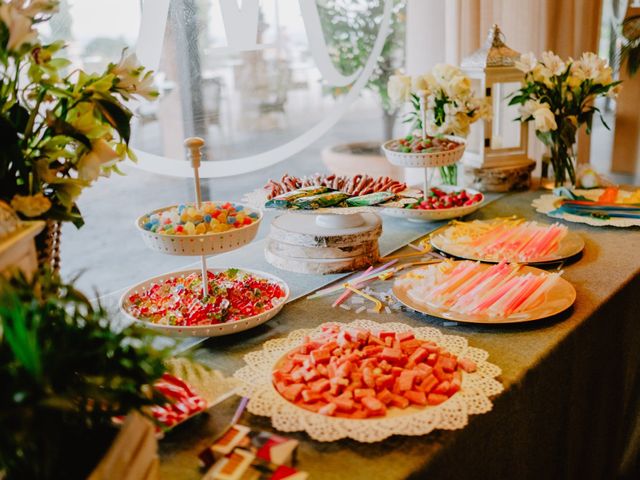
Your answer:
233;319;503;443
532;190;640;228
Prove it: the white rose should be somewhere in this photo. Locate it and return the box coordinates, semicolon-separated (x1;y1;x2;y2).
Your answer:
412;73;435;93
532;106;557;133
445;75;471;99
432;64;461;85
540;51;566;76
387;74;412;106
515;52;537;74
0;4;36;52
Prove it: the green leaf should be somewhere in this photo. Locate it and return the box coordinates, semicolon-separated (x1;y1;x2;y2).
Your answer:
95;99;132;144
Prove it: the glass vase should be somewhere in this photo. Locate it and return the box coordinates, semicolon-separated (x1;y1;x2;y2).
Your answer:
540;140;577;189
439;163;458;186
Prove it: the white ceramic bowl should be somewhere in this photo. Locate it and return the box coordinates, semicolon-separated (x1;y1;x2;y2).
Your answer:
381;136;466;168
379;185;485;222
119;268;289;337
136;202;262;256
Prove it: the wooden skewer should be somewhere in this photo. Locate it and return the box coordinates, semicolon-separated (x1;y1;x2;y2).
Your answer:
184;136;209;298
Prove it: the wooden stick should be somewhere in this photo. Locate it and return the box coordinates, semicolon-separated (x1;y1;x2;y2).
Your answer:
184;137;209;298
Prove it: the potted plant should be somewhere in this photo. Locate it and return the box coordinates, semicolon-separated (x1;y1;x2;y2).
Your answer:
509;51;620;187
0;0;158;272
317;0;405;179
0;271;170;479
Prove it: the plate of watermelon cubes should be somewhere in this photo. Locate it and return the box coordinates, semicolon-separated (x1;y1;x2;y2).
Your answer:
234;320;502;442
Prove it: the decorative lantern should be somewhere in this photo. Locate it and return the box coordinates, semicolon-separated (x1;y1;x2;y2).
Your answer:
460;24;535;192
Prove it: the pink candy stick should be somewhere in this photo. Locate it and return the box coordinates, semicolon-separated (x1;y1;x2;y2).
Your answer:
503;275;546;315
332;266;373;307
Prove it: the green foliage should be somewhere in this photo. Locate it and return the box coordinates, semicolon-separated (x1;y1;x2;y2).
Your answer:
0;1;157;226
0;271;169;480
317;0;406;112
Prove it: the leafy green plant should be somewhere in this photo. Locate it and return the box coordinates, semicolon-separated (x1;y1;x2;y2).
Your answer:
0;0;157;227
317;0;406;138
0;271;169;480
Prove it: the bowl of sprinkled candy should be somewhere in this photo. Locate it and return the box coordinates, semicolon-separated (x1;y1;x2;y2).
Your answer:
136;201;262;256
120;268;290;337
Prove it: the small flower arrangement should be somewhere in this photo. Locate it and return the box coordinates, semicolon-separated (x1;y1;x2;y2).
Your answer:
0;0;158;226
387;64;489;184
509;51;620;186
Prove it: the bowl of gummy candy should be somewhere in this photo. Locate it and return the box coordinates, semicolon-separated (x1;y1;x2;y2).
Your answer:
381;134;465;168
136;201;262;256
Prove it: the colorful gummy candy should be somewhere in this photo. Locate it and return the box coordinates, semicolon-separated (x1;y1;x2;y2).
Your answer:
141;202;259;235
126;269;286;326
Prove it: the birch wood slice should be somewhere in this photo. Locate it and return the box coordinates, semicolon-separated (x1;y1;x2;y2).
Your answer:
269;213;382;248
264;243;379;274
266;238;378;260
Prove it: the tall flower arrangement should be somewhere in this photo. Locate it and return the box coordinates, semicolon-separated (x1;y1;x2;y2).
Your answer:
509;51;620;186
388;64;489;184
0;0;158;226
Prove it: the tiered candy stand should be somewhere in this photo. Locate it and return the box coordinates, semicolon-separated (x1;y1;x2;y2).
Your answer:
120;137;289;337
381;92;483;222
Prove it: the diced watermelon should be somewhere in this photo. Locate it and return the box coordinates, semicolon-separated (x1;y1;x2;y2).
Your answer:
397;370;416;391
334;397;355;412
427;353;438;366
310;378;330;393
400;339;422;354
407;347;428;367
458;358;477;373
363;345;383;357
301;390;323;403
354;388;376;399
310;349;331;365
427;393;449;405
433;365;447;381
433;380;450;395
375;374;394;390
404;390;427;406
377;388;393;405
380;347;403;363
363;367;376;388
415;363;433;375
274;381;288;394
302;368;319;382
282;384;305;402
319;402;337;416
417;374;439;393
361;396;386;416
439;356;457;373
279;359;296;374
424;344;441;354
390;393;410;409
397;332;415;342
379;331;396;342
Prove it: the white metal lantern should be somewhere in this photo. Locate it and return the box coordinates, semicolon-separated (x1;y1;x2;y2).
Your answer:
460;25;532;172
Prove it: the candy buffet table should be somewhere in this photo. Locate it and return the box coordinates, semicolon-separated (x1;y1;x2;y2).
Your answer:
148;190;640;480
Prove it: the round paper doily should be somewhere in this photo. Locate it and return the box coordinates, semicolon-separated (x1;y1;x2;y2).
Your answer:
234;319;503;442
532;190;640;228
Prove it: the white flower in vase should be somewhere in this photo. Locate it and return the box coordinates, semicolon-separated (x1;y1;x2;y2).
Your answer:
388;74;412;106
515;52;537;73
532;106;557;133
540;51;566;76
0;3;36;51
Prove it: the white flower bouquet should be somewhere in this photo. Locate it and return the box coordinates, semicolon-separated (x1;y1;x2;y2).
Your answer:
510;51;620;186
0;0;158;226
387;64;489;184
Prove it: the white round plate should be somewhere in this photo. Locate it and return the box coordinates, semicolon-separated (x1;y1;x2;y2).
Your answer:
136;202;262;256
430;223;585;264
234;319;503;442
380;185;485;222
532;189;640;228
120;268;289;337
393;264;576;325
381;136;465;168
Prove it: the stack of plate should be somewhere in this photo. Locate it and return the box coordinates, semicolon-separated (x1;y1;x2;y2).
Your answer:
265;212;382;274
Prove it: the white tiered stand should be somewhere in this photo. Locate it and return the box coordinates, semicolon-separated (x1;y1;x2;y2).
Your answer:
120;138;289;337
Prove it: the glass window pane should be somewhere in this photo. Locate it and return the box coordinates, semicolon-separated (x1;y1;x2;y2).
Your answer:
491;81;521;149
